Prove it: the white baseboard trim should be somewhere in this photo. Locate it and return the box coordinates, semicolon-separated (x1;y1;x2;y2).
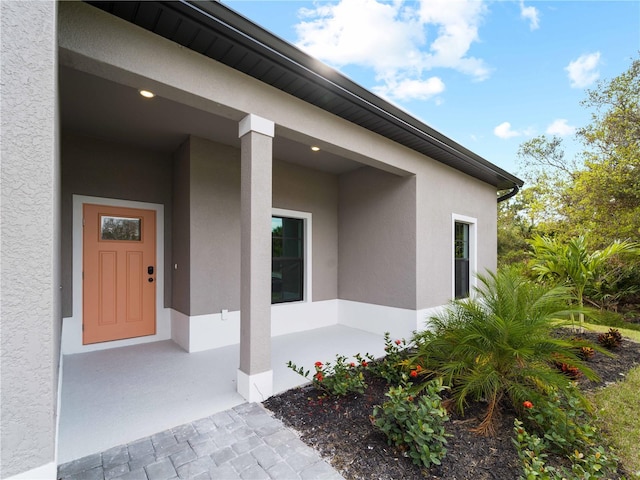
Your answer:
171;309;241;353
272;299;338;336
337;300;448;339
337;300;418;339
61;308;171;355
416;305;448;332
5;461;57;480
170;300;340;353
237;369;273;403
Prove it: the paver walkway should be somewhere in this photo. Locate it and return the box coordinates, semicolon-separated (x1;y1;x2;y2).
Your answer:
57;403;343;480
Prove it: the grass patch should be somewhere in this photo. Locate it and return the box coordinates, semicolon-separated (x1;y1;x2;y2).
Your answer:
591;365;640;477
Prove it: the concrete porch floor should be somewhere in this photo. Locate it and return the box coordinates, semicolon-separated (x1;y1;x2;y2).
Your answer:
58;325;387;464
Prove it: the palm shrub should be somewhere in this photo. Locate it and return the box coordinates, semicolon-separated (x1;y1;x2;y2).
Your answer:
411;268;598;435
528;235;638;331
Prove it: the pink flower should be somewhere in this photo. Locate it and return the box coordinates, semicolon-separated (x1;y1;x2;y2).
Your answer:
395;339;402;345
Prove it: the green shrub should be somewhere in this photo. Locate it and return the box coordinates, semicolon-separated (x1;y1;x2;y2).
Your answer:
513;390;621;479
287;355;367;396
365;332;410;384
411;268;597;434
372;379;450;469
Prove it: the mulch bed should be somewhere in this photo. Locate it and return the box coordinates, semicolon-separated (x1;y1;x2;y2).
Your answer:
264;331;640;480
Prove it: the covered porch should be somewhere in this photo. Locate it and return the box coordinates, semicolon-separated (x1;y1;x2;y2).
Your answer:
57;325;387;464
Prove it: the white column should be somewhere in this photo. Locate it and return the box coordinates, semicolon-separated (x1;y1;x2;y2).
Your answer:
237;114;274;402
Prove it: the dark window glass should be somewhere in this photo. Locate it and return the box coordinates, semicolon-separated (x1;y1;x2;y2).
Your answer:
272;216;304;304
454;222;469;299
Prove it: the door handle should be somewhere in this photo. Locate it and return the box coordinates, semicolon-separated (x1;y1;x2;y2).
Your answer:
148;266;154;275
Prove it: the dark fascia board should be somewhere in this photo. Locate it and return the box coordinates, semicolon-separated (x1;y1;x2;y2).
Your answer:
86;0;524;190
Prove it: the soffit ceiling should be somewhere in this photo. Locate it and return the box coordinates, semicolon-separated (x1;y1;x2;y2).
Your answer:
59;65;363;175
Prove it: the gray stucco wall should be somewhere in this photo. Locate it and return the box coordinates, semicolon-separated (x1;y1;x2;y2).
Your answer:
174;136;340;316
415;162;498;309
188;137;242;316
338;167;417;309
61;133;173;316
273;161;339;302
171;140;191;315
1;1;60;477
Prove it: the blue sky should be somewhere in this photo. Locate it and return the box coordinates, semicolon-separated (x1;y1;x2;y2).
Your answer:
224;0;639;175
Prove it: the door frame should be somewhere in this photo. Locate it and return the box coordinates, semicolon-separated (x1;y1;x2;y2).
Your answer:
65;195;169;353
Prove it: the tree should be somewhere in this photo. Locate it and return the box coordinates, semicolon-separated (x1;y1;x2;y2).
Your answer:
502;54;640;268
567;55;640;246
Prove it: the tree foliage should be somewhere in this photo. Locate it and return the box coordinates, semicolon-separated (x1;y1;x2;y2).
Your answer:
499;54;640;285
528;235;638;328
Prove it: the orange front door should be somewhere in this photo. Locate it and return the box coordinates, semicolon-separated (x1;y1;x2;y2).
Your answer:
83;204;156;344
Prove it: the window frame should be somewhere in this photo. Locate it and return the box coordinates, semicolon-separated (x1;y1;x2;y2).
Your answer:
451;214;477;299
272;208;312;305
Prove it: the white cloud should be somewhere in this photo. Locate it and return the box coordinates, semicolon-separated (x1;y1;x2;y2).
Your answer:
373;76;445;101
494;122;521;139
294;0;490;102
519;1;540;30
546;119;576;136
565;52;601;88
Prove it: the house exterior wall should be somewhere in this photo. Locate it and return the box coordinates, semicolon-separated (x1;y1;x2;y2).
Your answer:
338;167;417;310
171;140;191;315
171;135;340;317
61;133;173;316
1;1;60;478
415;161;498;311
273;161;339;302
57;1;499;321
188;137;242;316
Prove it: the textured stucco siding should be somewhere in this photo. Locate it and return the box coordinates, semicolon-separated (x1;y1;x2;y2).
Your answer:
273;161;339;302
173;136;339;317
338;168;417;309
188;137;242;316
1;1;60;477
172;140;191;315
61;133;173;316
415;161;498;309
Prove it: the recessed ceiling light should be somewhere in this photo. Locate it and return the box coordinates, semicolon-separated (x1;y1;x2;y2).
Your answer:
310;146;320;152
139;89;155;99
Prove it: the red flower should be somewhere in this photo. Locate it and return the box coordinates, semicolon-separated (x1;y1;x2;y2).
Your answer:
314;361;323;367
523;401;533;409
361;361;368;367
350;362;356;367
395;339;402;345
407;396;414;402
410;370;418;378
415;365;423;372
315;372;324;382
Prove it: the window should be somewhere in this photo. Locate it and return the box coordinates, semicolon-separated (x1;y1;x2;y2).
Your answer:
452;214;476;299
100;215;141;241
272;216;304;304
454;222;470;298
